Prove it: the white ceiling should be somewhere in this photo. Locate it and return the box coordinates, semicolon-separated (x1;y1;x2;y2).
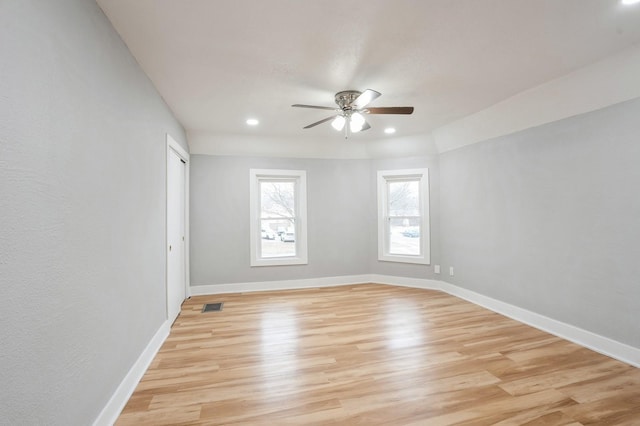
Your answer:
96;0;640;149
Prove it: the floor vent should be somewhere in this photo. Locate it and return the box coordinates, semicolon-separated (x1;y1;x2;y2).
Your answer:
202;302;224;313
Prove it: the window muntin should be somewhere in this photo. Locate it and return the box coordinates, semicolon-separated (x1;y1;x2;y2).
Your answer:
250;170;307;266
378;169;430;264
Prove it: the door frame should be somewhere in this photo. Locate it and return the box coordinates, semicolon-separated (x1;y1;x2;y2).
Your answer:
166;133;190;321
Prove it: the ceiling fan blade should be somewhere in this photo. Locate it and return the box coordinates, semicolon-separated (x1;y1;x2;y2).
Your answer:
353;89;381;108
366;106;414;115
292;104;338;111
303;115;336;129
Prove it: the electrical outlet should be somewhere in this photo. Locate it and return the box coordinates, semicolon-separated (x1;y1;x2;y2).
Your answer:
449;266;454;276
434;265;441;274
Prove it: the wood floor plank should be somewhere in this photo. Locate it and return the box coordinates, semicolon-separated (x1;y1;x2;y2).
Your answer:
116;284;640;425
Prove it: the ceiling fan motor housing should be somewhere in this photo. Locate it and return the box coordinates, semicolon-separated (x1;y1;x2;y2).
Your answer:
292;88;412;132
335;90;362;110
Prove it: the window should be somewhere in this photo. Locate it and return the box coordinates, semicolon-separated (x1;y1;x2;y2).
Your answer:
250;169;308;266
377;169;430;264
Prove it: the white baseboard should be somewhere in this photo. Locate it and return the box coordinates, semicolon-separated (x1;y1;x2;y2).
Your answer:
93;320;171;426
98;274;640;426
191;275;640;367
369;274;442;291
189;274;373;296
438;281;640;368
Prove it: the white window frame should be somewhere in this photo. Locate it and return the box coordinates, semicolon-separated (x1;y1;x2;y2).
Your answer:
250;169;308;267
377;168;430;265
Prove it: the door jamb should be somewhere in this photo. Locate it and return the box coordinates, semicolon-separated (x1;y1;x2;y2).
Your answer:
166;134;190;321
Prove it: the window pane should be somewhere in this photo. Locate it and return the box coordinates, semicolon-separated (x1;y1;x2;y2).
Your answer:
251;169;307;267
389;217;421;255
261;219;296;258
389;181;419;216
261;181;295;219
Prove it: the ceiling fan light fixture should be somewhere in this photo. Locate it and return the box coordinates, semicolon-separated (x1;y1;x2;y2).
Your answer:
331;115;346;131
350;112;365;133
292;89;414;136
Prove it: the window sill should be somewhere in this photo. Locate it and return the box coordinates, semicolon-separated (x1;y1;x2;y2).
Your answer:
251;257;308;267
378;253;429;265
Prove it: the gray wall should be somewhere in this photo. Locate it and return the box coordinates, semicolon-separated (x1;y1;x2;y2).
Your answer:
0;0;187;424
5;1;637;423
439;97;640;348
370;156;441;279
190;155;439;286
191;156;371;284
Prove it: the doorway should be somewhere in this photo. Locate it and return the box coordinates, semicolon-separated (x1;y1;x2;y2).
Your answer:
166;134;189;324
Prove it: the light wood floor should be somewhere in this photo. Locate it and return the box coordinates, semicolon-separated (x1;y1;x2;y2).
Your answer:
117;284;640;425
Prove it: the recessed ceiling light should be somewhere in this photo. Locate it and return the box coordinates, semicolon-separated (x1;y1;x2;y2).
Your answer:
246;118;259;126
622;0;640;5
384;127;396;134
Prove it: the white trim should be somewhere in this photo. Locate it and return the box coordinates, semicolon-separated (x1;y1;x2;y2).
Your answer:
190;274;373;295
369;274;442;290
377;169;430;265
189;275;640;367
437;281;640;368
166;134;191;311
92;320;171;426
96;275;640;425
249;169;308;267
167;134;189;162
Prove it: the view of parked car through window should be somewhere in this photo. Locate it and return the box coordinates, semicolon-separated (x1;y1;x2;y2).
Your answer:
260;180;297;257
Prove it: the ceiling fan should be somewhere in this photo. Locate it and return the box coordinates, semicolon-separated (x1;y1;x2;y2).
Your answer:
292;89;414;138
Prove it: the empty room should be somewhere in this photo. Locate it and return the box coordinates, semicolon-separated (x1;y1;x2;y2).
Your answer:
2;0;640;424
